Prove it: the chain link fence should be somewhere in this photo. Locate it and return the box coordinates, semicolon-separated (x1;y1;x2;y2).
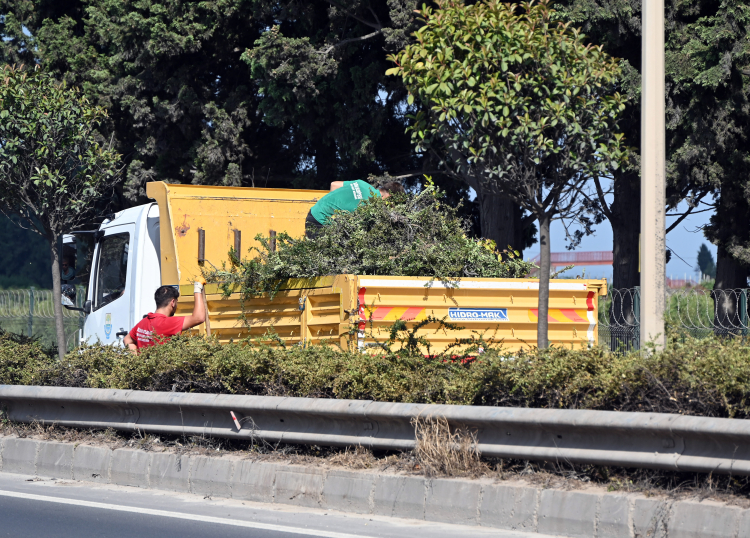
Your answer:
599;287;749;351
0;288;85;352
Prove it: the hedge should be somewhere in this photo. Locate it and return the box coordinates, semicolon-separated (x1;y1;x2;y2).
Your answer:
1;329;749;418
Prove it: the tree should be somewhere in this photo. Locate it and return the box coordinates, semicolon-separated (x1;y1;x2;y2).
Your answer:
243;0;535;250
0;65;121;358
696;244;716;280
0;1;294;200
0;1;422;199
672;0;750;287
242;1;419;188
1;0;538;254
389;0;628;347
559;0;750;292
664;0;750;326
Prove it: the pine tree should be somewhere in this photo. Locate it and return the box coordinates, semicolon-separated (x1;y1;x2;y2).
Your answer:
697;244;716;279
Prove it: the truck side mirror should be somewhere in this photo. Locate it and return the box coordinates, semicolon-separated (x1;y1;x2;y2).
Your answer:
61;285;91;314
61;284;76;307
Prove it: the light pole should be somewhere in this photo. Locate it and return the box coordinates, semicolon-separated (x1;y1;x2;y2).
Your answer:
640;0;667;349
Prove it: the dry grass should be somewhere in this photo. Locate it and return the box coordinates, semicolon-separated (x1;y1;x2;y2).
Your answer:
412;415;487;478
3;415;750;506
328;446;379;470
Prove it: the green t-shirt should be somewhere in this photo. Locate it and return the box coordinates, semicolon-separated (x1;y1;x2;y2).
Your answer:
310;180;381;224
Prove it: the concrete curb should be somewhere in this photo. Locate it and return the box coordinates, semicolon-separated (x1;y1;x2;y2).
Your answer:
1;434;747;537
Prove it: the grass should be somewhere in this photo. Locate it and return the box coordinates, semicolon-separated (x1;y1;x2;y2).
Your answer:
413;415;485;477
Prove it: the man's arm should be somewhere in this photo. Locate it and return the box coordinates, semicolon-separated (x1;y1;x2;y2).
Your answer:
329;181;344;191
181;281;207;330
123;333;138;353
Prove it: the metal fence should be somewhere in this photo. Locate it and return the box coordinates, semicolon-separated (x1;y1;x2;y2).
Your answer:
0;288;85;351
599;287;749;351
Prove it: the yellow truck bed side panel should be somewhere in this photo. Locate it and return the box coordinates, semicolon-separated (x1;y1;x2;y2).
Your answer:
146;182;327;287
176;274;606;353
355;276;605;351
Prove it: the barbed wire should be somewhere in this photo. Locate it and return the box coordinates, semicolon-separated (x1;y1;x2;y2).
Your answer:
668;288;748;334
599;287;749;333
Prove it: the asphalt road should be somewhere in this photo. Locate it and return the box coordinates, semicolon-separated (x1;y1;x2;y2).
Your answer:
0;472;551;538
0;494;304;538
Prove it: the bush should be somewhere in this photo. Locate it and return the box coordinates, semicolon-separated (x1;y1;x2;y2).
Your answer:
2;328;750;418
207;184;535;299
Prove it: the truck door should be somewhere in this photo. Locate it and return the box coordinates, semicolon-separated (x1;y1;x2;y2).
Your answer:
83;224;134;345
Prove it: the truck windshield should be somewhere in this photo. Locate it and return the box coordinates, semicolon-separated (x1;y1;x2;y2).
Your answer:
94;233;130;311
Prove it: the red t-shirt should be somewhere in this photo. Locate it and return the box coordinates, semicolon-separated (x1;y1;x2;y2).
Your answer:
128;313;185;350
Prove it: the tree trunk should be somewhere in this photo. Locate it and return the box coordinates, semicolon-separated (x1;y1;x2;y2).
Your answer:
478;190;517;251
712;246;749;336
537;214;552;348
610;170;641;289
608;170;641;350
49;236;67;359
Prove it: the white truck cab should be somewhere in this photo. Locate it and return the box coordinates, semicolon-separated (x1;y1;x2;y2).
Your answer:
65;203;161;346
62;182;322;346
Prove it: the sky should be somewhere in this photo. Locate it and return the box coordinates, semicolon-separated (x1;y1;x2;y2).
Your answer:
524;199;717;282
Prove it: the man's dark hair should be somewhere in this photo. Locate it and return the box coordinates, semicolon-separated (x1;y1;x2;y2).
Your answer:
154;285;180;308
379;181;405;194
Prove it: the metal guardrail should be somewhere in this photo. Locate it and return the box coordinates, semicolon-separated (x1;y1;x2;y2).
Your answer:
2;385;749;475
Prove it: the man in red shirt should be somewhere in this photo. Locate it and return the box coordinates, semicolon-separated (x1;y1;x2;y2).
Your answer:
123;282;206;352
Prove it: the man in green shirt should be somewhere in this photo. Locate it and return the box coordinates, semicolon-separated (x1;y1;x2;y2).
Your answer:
305;179;404;238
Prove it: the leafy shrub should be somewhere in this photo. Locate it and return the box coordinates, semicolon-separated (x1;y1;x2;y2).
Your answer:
2;328;750;418
207;184;535;298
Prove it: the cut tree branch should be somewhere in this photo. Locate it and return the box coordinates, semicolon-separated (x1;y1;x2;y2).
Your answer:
316;29;384;54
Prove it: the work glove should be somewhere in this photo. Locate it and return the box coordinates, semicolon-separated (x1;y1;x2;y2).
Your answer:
194;280;204;294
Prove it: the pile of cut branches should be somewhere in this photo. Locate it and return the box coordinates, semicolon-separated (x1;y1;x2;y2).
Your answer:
207;184;535;299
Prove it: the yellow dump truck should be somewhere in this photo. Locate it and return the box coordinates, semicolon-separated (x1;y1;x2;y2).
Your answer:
62;181;606;351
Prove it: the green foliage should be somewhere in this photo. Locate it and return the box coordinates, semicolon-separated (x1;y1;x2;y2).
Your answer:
0;64;121;357
665;0;750;276
0;331;58;386
1;0;276;199
697;244;716;279
0;65;121;239
207;185;535;299
0;0;426;198
241;0;420;188
559;0;750;283
3;328;750;418
387;0;627;347
387;0;628;209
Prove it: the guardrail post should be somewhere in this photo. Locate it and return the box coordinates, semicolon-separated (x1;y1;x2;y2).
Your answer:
27;287;34;338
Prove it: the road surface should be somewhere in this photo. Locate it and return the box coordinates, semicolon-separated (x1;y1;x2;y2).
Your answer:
0;471;554;538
